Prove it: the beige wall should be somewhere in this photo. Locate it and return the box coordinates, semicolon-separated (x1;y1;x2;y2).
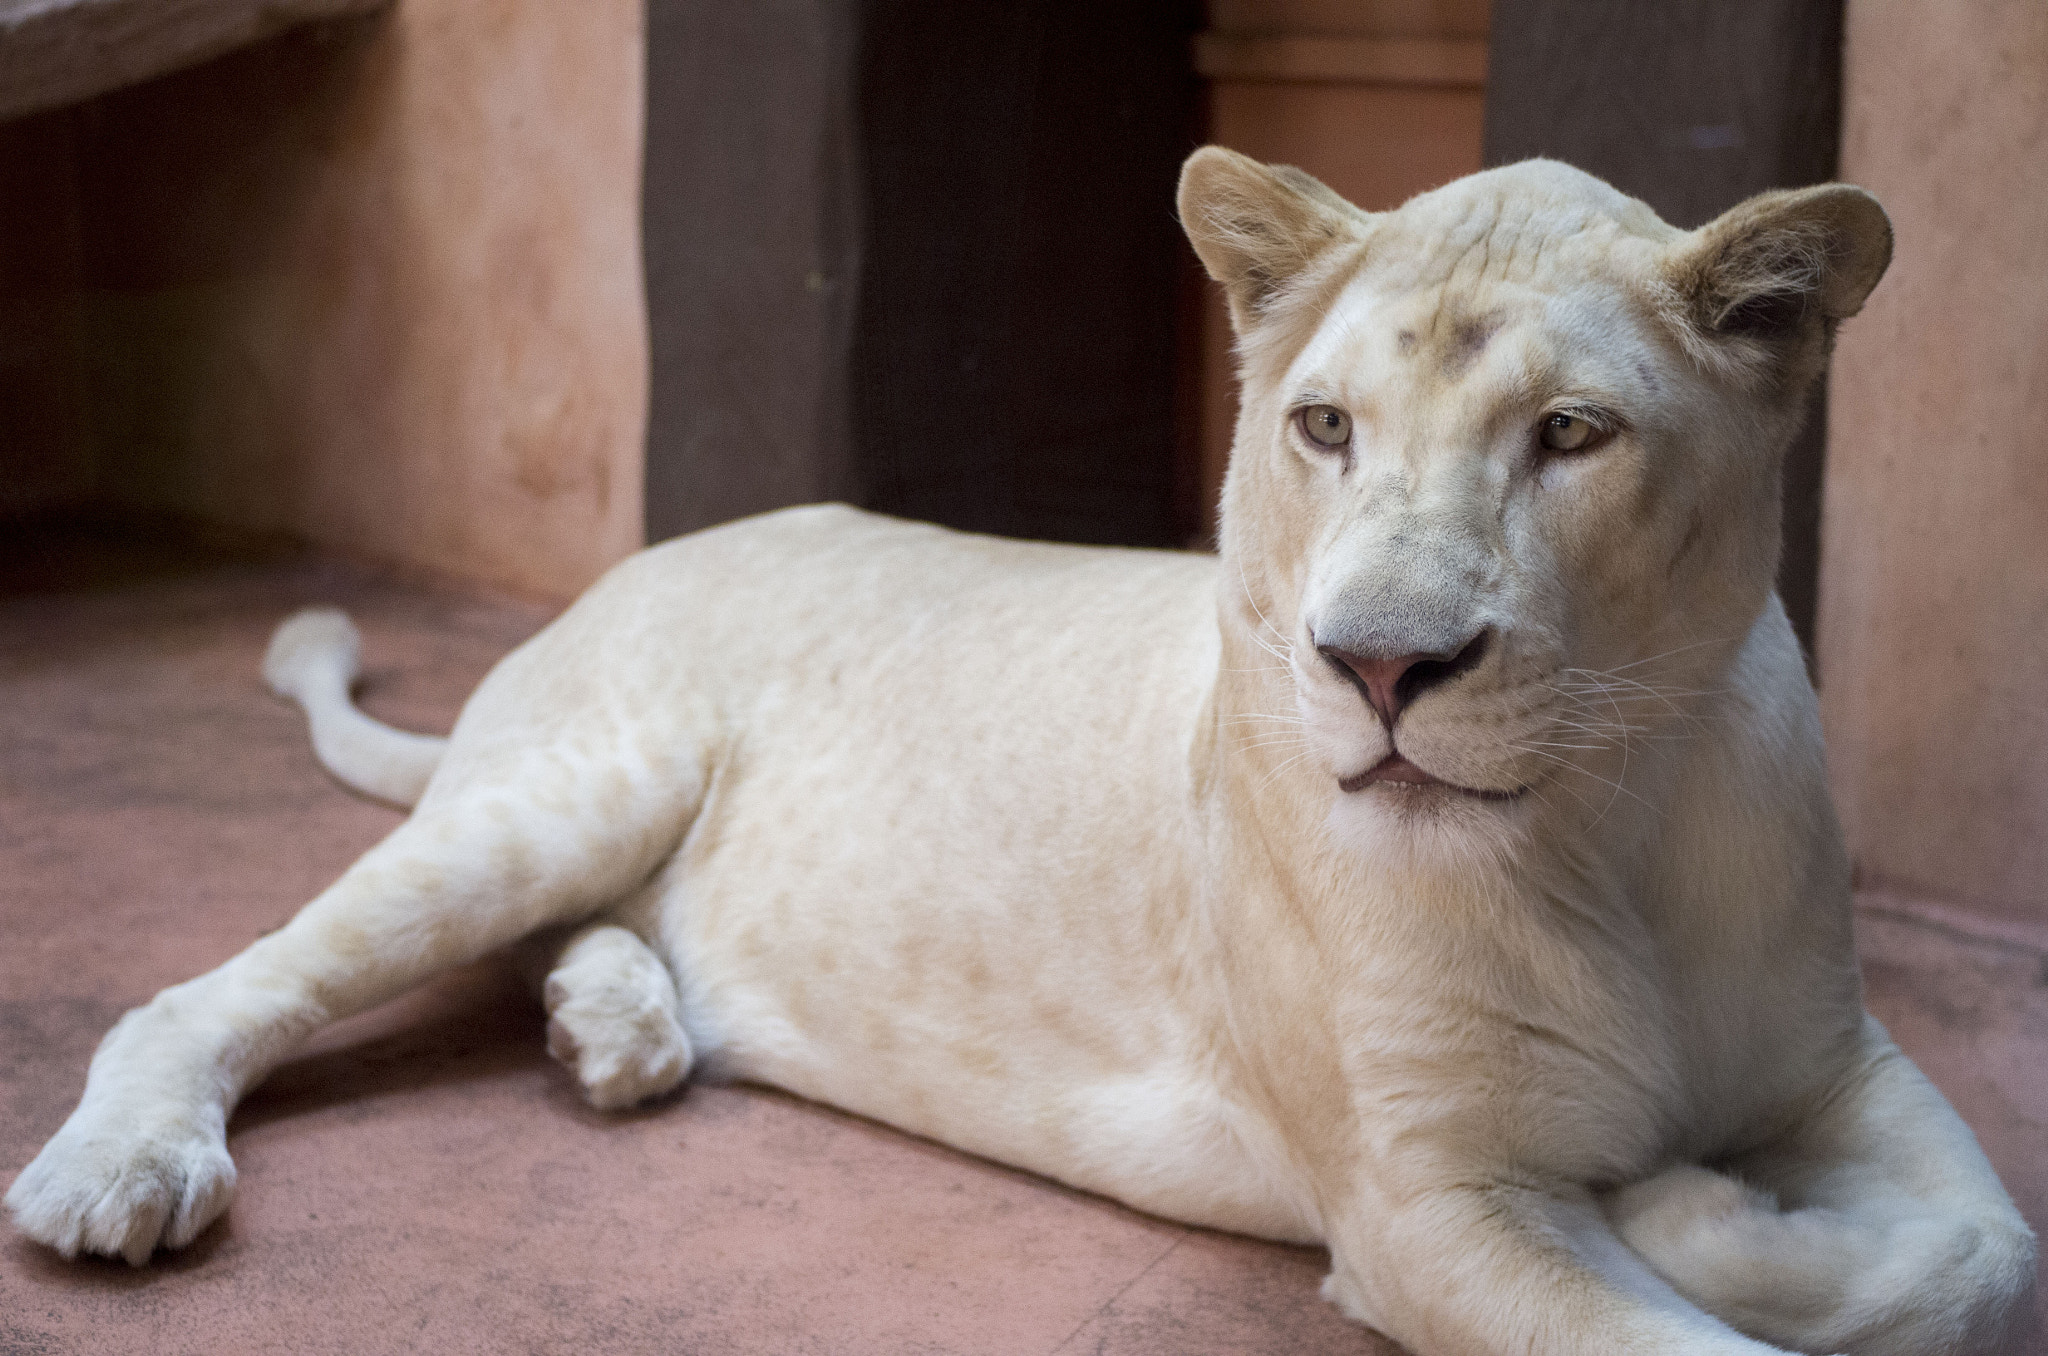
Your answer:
1192;0;1488;535
1822;0;2048;932
4;1;647;601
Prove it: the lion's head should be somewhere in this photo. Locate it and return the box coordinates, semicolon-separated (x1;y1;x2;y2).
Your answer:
1179;149;1891;846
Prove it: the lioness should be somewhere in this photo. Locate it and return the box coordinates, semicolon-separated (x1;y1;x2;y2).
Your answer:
8;149;2033;1354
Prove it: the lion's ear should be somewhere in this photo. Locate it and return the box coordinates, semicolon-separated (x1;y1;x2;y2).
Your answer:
1665;184;1893;346
1178;147;1364;331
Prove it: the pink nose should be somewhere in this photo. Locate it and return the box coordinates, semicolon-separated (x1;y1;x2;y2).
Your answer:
1318;633;1489;727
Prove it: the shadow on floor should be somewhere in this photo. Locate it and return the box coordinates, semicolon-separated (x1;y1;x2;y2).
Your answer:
0;506;301;598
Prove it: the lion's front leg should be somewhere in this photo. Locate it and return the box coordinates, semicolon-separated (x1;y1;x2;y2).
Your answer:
1323;1175;1794;1355
1605;1016;2034;1355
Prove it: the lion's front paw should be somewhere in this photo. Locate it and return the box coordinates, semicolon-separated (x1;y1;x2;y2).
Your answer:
5;1101;235;1266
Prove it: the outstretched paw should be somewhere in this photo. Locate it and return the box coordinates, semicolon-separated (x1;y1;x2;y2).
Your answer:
6;1100;235;1266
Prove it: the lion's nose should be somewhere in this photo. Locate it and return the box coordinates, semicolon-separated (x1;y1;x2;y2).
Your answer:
1317;630;1490;728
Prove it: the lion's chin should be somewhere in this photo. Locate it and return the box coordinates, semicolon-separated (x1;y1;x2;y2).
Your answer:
1338;752;1525;802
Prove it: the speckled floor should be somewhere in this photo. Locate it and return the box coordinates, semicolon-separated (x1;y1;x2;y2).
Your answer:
2;530;2043;1354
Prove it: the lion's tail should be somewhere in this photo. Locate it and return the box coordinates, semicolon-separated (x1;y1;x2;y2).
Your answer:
1606;1164;2031;1355
263;608;448;808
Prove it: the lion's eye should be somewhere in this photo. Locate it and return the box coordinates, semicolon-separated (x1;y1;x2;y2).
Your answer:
1299;405;1352;449
1538;412;1597;453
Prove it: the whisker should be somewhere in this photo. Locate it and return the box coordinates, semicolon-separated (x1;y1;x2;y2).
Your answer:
1237;736;1313;753
1513;745;1657;819
1559;672;1730;704
1596;674;1632;824
1233;726;1312;743
1602;636;1734;674
1543;685;1623;711
1543;721;1631;742
1542;714;1698;745
1235;558;1298;659
1542;709;1648;745
1542;681;1725;736
1516;746;1638;803
1247;634;1291;663
1520;764;1603;817
1544;711;1633;732
1255;749;1320;793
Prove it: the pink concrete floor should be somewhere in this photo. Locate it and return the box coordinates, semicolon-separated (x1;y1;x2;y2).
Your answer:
2;531;2044;1354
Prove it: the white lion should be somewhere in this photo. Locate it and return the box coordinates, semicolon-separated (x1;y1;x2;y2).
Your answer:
9;148;2033;1355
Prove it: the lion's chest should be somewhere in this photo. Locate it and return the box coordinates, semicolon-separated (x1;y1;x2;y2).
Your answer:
1334;968;1678;1188
1322;889;1849;1189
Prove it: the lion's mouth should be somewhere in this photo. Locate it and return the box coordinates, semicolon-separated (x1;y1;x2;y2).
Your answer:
1338;752;1524;801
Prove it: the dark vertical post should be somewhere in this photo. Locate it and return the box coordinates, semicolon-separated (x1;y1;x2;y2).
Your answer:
1482;0;1844;660
643;0;1199;550
641;0;863;544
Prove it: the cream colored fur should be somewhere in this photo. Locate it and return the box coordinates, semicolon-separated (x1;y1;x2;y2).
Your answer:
8;150;2034;1354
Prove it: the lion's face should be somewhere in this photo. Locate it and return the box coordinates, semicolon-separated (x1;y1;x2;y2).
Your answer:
1180;152;1891;833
